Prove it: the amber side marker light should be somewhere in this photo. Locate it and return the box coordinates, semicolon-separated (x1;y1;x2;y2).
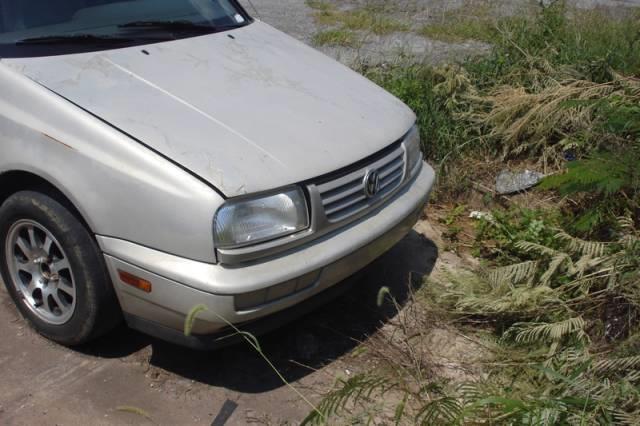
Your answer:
118;270;152;293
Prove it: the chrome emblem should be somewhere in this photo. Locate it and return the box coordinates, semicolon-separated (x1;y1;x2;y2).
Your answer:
363;170;381;198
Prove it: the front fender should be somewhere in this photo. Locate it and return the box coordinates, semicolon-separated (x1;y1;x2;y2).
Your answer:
0;62;222;263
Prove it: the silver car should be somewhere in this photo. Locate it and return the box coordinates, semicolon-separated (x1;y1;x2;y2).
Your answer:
0;0;435;348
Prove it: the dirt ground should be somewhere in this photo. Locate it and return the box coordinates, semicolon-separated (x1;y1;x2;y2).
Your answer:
2;1;640;425
0;226;440;425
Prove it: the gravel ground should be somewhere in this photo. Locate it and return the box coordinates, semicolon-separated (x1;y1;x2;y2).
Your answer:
240;0;493;65
239;0;640;65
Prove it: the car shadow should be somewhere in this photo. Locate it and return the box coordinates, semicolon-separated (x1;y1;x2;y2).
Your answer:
81;230;439;394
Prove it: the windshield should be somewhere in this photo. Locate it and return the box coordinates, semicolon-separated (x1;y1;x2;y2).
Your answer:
0;0;250;58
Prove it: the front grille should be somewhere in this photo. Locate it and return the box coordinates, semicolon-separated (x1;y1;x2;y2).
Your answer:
315;144;406;223
218;135;416;265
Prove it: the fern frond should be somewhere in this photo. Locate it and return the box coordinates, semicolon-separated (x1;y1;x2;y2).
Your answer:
571;254;606;278
485;261;539;288
510;317;586;344
555;230;608;257
301;374;391;425
618;217;640;249
553;348;585;365
594;356;640;374
621;234;640;251
456;285;561;315
612;409;640;425
540;253;571;285
617;216;637;234
416;397;462;425
515;241;558;256
457;382;486;401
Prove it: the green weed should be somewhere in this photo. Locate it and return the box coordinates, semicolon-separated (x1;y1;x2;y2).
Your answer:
305;0;332;13
465;3;640;87
474;207;561;264
305;3;640;424
418;0;498;43
308;218;640;424
420;19;495;43
364;64;475;164
312;29;359;47
308;2;409;36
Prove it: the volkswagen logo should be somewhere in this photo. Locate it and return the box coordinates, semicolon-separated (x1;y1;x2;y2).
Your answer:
363;170;381;198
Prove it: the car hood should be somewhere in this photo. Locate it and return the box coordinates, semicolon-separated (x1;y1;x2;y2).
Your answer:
3;22;415;197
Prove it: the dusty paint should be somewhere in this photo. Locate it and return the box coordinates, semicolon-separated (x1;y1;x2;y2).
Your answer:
0;62;222;263
0;19;432;341
3;22;415;197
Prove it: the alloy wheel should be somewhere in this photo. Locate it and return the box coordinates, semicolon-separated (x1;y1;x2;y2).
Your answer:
5;219;77;325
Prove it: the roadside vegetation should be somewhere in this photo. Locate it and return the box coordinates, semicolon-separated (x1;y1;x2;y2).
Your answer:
313;28;360;48
307;0;409;46
418;2;496;43
303;1;640;424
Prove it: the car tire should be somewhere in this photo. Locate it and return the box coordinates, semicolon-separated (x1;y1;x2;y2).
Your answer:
0;190;121;346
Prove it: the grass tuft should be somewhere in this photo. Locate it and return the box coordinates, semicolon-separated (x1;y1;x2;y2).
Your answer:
312;29;359;47
308;1;409;36
418;1;499;43
419;19;495;43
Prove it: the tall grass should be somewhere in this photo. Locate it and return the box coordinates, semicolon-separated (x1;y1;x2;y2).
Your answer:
365;65;474;163
466;4;640;86
419;1;496;43
366;1;640;227
308;2;640;424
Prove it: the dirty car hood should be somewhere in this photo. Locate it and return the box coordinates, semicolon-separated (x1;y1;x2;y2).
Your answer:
3;22;415;197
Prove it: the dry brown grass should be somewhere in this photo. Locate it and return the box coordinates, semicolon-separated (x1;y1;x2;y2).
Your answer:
470;75;640;166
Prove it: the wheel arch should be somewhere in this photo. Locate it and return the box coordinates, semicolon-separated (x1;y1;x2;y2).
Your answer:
0;170;95;235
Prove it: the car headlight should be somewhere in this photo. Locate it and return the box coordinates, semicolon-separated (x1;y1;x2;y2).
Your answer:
404;125;423;172
214;187;309;249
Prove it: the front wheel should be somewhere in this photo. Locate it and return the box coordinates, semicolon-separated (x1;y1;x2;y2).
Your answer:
0;191;121;345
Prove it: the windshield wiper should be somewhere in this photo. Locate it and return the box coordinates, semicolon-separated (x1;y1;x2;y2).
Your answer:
17;34;134;45
118;20;216;32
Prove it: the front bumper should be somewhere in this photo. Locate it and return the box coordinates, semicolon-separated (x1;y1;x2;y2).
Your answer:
97;162;435;347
